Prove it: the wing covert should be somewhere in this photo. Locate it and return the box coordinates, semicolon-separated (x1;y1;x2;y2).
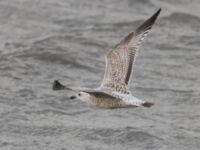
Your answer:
100;8;161;94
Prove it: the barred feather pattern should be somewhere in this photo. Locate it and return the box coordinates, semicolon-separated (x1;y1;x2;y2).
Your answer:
100;8;161;94
100;29;151;94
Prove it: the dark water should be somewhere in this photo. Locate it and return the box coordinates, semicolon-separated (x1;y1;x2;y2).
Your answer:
0;0;200;149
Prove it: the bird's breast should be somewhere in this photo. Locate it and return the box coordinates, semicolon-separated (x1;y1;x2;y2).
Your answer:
85;95;126;108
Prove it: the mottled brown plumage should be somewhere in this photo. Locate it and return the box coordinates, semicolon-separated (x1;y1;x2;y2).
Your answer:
53;8;161;108
101;8;161;95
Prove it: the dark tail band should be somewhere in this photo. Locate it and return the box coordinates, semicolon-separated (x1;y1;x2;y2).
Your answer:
142;102;154;108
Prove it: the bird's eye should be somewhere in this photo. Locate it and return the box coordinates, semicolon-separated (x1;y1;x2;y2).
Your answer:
78;93;81;96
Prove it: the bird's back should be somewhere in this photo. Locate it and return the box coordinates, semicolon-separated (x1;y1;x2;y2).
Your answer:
82;90;137;108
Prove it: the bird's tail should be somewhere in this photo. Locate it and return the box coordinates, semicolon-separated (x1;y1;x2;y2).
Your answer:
142;102;154;108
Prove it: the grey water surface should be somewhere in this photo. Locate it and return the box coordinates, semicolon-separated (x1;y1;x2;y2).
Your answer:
0;0;200;150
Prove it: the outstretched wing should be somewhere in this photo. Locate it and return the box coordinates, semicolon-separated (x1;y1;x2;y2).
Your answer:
100;8;161;94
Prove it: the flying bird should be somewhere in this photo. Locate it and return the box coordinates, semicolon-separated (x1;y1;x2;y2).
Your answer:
53;8;161;108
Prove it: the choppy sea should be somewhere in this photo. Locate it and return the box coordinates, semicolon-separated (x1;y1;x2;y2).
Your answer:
0;0;200;149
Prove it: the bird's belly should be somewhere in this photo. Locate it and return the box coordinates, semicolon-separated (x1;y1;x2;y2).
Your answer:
87;96;134;108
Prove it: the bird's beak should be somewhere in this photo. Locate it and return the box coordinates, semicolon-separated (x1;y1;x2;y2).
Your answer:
70;95;76;99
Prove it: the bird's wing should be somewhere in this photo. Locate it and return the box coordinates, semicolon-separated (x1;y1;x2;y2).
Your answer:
100;8;161;94
52;80;92;92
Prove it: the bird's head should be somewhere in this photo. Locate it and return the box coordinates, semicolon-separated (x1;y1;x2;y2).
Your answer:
70;91;90;102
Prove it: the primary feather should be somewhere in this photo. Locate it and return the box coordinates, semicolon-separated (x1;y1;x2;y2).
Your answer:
100;8;161;95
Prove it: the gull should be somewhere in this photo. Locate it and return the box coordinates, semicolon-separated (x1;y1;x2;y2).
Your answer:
53;8;161;108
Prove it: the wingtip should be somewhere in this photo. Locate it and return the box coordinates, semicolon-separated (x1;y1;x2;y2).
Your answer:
147;8;162;24
155;8;162;18
136;8;161;33
52;80;66;90
157;8;162;13
152;8;162;21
